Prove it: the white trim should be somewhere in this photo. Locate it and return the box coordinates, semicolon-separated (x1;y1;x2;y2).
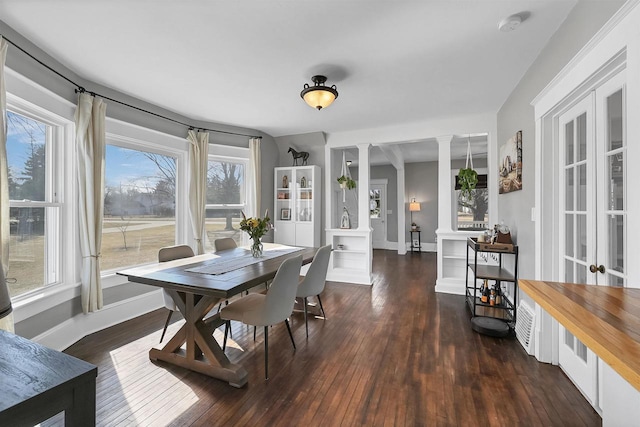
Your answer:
32;289;164;351
209;144;249;158
531;0;639;111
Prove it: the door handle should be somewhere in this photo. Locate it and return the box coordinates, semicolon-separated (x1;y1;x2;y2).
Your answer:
589;264;606;274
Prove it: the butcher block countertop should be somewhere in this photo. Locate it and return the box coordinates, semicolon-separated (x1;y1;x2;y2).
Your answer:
519;279;640;391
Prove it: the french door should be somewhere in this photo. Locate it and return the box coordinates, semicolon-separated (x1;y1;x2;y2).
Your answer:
558;70;626;406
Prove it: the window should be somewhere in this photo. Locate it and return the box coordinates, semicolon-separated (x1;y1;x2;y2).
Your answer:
204;156;247;251
455;174;489;230
101;144;177;271
6;110;61;297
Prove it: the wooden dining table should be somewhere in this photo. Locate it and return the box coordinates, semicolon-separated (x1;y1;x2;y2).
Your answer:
117;244;318;388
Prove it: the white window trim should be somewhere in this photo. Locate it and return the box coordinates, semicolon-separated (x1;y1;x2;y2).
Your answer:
100;122;189;279
6;94;75;310
206;147;250;246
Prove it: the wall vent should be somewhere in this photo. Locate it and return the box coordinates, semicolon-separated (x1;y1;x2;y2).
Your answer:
516;300;535;355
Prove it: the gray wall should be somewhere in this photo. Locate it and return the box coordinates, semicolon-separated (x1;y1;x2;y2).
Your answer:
496;1;624;284
405;162;438;244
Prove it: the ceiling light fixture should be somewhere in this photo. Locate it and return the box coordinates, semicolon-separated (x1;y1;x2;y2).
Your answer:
498;13;523;32
301;75;338;110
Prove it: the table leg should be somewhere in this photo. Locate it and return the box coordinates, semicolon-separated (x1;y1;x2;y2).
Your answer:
65;377;96;427
149;291;248;388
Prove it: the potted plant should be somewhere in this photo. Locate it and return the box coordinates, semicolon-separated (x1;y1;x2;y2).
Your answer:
458;167;478;200
337;175;356;190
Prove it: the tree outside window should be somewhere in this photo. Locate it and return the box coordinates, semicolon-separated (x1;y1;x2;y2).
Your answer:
205;158;247;250
6;111;53;297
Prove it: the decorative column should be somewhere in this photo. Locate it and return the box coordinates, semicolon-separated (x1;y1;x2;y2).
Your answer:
436;135;454;232
357;143;372;230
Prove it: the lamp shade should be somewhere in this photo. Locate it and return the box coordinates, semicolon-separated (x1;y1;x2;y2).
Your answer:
0;263;12;320
409;199;421;212
301;75;338;110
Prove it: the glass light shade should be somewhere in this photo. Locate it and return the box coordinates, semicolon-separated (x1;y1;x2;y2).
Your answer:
303;89;337;110
301;75;338;110
409;201;421;212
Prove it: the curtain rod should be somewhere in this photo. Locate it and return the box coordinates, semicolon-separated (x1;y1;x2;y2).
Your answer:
1;35;261;139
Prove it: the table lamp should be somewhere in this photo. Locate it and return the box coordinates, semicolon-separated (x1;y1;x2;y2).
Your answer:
0;263;12;323
409;198;421;230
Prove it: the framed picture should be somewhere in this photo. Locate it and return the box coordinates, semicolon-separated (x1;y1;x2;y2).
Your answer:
281;208;291;220
499;130;523;194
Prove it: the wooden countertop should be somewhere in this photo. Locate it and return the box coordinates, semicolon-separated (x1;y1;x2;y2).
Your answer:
519;279;640;391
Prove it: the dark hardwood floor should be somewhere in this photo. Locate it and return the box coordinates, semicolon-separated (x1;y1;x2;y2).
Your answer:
44;250;600;426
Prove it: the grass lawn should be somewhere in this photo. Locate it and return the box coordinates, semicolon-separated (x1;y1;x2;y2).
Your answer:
7;219;245;298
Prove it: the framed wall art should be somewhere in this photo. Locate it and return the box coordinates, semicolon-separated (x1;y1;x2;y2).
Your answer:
499;130;522;194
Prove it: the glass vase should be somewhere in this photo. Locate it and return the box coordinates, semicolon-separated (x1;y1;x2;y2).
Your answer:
251;238;263;258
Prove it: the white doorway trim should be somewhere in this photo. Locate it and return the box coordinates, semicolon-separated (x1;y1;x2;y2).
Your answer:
370;179;388;249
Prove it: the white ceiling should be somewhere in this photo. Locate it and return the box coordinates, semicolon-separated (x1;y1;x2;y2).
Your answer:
0;1;577;138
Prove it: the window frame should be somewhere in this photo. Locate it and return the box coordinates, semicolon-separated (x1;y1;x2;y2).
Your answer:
100;131;187;275
206;146;251;247
6;94;71;301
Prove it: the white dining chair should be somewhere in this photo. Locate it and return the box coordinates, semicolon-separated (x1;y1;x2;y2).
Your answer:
296;244;331;338
214;237;237;252
158;244;195;343
220;254;302;380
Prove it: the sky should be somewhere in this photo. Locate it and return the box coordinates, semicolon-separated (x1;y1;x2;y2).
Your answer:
7;111;173;193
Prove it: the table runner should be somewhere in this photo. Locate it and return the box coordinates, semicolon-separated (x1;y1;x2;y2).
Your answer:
185;246;303;275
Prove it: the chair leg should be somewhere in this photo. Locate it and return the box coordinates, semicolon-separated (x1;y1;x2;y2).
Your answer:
223;320;230;351
303;297;309;338
317;294;326;319
160;310;173;343
254;326;257;341
264;326;269;380
285;318;296;350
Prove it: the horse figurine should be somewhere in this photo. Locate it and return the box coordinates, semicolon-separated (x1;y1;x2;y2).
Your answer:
288;147;309;166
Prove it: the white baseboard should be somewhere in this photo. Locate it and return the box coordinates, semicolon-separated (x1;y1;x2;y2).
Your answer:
406;242;437;252
32;290;164;351
435;278;466;295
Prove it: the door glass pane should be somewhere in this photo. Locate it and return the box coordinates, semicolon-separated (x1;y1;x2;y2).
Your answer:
577;164;587;211
565;121;574;165
577;113;587;161
370;189;381;218
565;169;574;211
608;214;624;274
608;154;624;211
564;329;575;349
577;214;587;261
607;89;623;151
609;274;624;288
576;264;587;284
565;259;574;283
576;341;588;362
565;214;574;257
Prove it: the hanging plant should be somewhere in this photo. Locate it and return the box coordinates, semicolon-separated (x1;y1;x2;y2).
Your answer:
459;136;478;200
337;175;356;190
458;167;478;200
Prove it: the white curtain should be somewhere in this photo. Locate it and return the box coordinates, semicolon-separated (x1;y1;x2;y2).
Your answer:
0;37;13;332
75;92;106;314
248;137;261;218
188;130;209;254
